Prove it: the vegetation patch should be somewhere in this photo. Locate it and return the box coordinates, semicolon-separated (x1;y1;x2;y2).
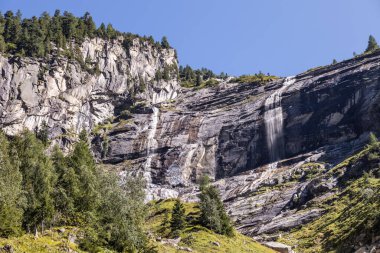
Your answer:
147;199;276;253
229;73;278;84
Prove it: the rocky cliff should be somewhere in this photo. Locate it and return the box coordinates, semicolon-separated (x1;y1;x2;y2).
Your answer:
1;38;380;252
0;37;178;144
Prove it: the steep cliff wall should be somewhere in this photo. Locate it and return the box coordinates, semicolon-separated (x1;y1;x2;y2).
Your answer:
0;37;179;146
97;50;380;190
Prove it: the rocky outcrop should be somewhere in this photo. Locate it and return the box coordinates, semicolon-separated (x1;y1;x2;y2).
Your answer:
0;37;178;146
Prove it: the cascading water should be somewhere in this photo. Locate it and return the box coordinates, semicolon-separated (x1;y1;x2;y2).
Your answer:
144;107;159;183
264;76;295;164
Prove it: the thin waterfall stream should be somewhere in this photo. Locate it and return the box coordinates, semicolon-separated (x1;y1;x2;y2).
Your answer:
264;77;295;165
144;106;159;183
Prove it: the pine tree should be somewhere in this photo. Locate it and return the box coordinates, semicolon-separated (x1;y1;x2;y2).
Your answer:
97;23;106;38
161;36;170;49
83;12;96;38
106;23;117;40
365;35;379;53
0;131;24;237
332;59;338;64
196;72;202;86
170;199;186;235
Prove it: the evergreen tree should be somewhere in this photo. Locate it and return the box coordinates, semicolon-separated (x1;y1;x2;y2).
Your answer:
365;35;379;53
198;176;233;236
61;11;77;41
83;12;96;38
161;36;170;49
0;13;6;52
196;72;202;86
3;10;22;47
332;59;338;64
97;23;106;38
106;23;117;40
170;199;186;235
12;130;55;232
0;131;24;237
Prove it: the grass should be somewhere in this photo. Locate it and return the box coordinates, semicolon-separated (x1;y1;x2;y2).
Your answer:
0;227;90;253
147;199;276;253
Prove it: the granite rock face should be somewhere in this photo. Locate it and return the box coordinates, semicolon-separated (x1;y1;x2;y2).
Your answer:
1;39;380;241
0;37;178;147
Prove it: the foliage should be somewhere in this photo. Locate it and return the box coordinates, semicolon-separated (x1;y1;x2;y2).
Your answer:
161;36;170;49
0;131;24;237
198;176;234;236
0;227;88;253
229;73;278;84
365;35;379;53
0;10;172;58
11;130;56;233
147;199;276;253
170;199;186;236
179;65;227;88
0;130;149;252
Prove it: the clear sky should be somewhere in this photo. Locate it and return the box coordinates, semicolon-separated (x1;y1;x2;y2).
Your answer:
1;0;380;77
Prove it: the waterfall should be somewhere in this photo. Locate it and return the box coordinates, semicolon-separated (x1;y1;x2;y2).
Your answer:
144;107;159;183
264;77;295;163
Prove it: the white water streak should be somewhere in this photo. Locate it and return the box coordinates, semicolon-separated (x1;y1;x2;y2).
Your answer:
144;107;159;183
264;77;295;162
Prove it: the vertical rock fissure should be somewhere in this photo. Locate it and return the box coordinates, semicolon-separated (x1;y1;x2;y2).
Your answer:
144;106;159;183
264;77;295;163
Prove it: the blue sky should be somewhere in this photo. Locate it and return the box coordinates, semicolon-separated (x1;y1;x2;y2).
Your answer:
1;0;380;77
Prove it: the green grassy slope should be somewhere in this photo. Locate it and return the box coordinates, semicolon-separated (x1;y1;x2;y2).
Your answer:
147;199;276;253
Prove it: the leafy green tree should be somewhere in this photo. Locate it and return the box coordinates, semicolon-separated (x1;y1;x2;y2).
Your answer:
67;130;99;218
51;145;79;224
0;131;24;237
93;171;148;252
198;176;233;236
161;36;170;49
12;130;55;233
365;35;379;53
170;199;186;235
